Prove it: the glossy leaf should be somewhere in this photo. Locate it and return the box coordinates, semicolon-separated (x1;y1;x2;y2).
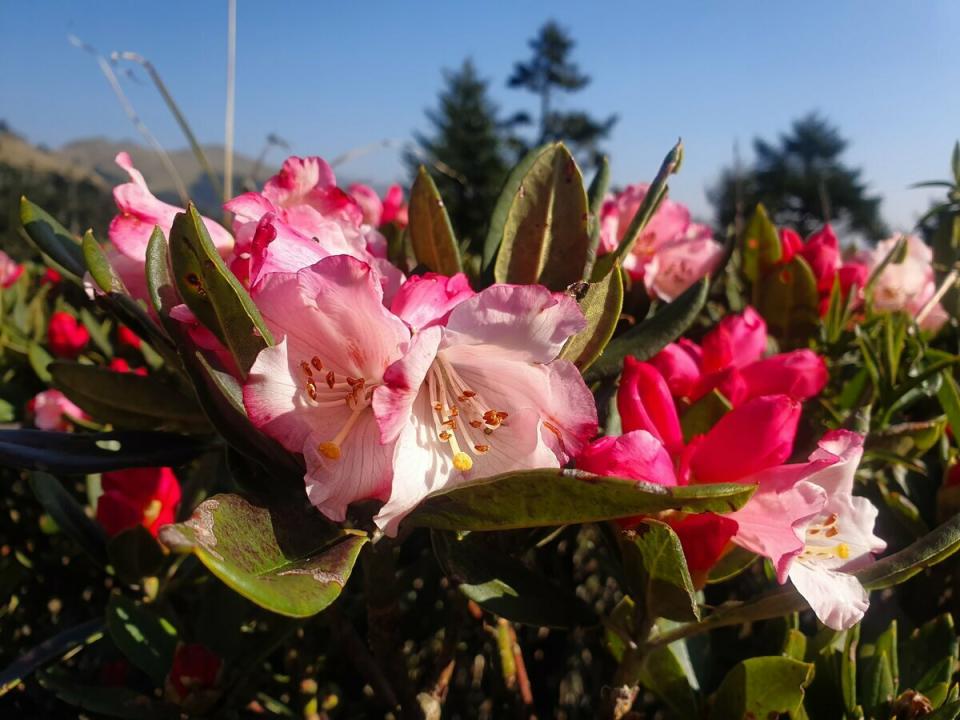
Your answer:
49;361;207;431
586;277;709;381
740;204;782;285
620;520;699;622
105;594;177;685
405;468;754;532
29;472;108;567
0;429;207;474
432;531;595;628
756;254;820;349
558;266;624;371
158;493;367;617
19;196;86;280
711;656;814;720
493;143;591;291
169;205;272;377
0;619;104;697
638;640;700;718
408;166;462;275
82;230;125;294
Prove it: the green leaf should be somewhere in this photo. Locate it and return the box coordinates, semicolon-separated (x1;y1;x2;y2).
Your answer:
82;230;126;294
711;656;814;720
483;143;551;274
620;520;699;622
431;531;594;628
19;197;86;281
586;277;710;381
107;526;165;585
932;212;960;318
49;361;207;431
937;371;960;444
169;205;272;377
408;166;462;275
900;614;958;695
638;641;700;718
680;389;732;444
859;621;897;717
158;493;367;618
493;143;591;290
38;668;171;719
858;512;960;590
27;342;53;383
782;629;807;661
596;140;684;278
29;472;108;568
558;266;624;371
405;468;754;532
707;546;758;584
0;429;206;474
583;155;611;278
929;698;960;720
0;619;104;696
105;594;177;685
740;204;782;285
756;254;819;349
79;307;112;357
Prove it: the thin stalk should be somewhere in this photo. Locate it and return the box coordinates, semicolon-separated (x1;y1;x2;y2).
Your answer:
114;51;223;201
69;35;189;204
223;0;237;205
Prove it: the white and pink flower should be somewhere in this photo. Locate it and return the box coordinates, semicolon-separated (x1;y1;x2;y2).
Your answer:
870;234;947;332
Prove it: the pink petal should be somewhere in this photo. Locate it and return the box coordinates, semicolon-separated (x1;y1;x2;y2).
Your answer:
348;183;383;227
575;430;678;485
689;395;800;484
670;513;739;572
789;561;868;631
738;350;829;402
701;307;767;373
650;341;703;399
262;156;337;208
644;233;724;302
390;273;476;330
617;358;683;454
374;326;443;444
442;284;586;363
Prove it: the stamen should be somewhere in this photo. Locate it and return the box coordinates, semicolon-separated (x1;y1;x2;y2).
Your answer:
836;543;850;559
311;356;323;371
300;361;313;377
326;371;336;389
317;442;341;460
474;444;489;453
316;399;366;462
453;452;473;471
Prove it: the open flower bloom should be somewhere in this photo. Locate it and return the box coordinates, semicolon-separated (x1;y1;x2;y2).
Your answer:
28;389;89;431
0;250;24;288
646;307;828;406
226;157;402;299
782;431;886;630
598;183;723;300
108;152;233;301
373;284;599;535
243;255;411;521
869;234;947;332
96;467;181;537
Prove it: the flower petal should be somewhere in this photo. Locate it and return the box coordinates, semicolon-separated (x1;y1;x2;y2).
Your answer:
789;560;869;631
617;358;683;454
575;430;678;485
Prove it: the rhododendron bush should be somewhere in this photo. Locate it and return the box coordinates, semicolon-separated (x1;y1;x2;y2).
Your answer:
4;141;960;720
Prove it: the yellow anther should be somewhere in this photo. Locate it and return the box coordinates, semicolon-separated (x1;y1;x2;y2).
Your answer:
318;442;342;461
836;543;850;559
143;499;163;525
453;452;473;472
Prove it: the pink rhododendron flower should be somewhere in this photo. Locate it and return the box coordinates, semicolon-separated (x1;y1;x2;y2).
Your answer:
381;184;409;228
108;152;233;300
781;431;885;630
226;157;402;299
390;272;475;330
243;256;411;521
0;250;24;288
40;267;62;286
97;467;181;537
870;234;947;332
28;389;89;431
373;284;599;535
117;325;142;350
48;311;89;359
598;184;723;300
647;307;828;406
348;183;384;227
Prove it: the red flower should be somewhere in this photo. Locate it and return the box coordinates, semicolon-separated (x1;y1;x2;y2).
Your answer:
96;467;181;537
165;643;222;702
47;311;89;359
117;325;142;350
108;357;147;376
40;267;62;286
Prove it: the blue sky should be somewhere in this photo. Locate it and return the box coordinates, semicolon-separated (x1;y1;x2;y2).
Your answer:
2;1;959;230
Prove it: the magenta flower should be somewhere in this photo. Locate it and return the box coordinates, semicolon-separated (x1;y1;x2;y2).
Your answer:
0;250;24;288
372;284;598;535
243;256;411;521
28;389;89;431
389;272;475;330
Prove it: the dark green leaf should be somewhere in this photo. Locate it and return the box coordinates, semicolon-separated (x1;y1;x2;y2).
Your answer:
169;205;272;377
586;277;709;381
19;197;86;280
107;526;165;584
105;594;178;685
0;619;103;696
858;512;960;590
29;472;108;567
558;266;624;371
27;342;53;384
405;468;754;532
937;371;960;444
711;656;814;720
859;622;897;717
638;641;700;718
493;143;591;290
756;254;819;349
900;614;958;695
38;669;170;719
620;520;699;622
680;389;732;444
740;203;782;285
408;166;462;275
158;493;367;617
432;531;594;628
82;230;126;294
50;361;207;431
0;430;207;474
583;155;611;278
707;546;757;584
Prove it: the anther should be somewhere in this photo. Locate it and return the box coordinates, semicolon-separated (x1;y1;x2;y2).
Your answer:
317;442;341;461
836;543;850;559
300;361;313;377
326;371;336;389
311;356;324;371
474;444;489;453
439;431;451;441
306;381;318;401
453;452;473;471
